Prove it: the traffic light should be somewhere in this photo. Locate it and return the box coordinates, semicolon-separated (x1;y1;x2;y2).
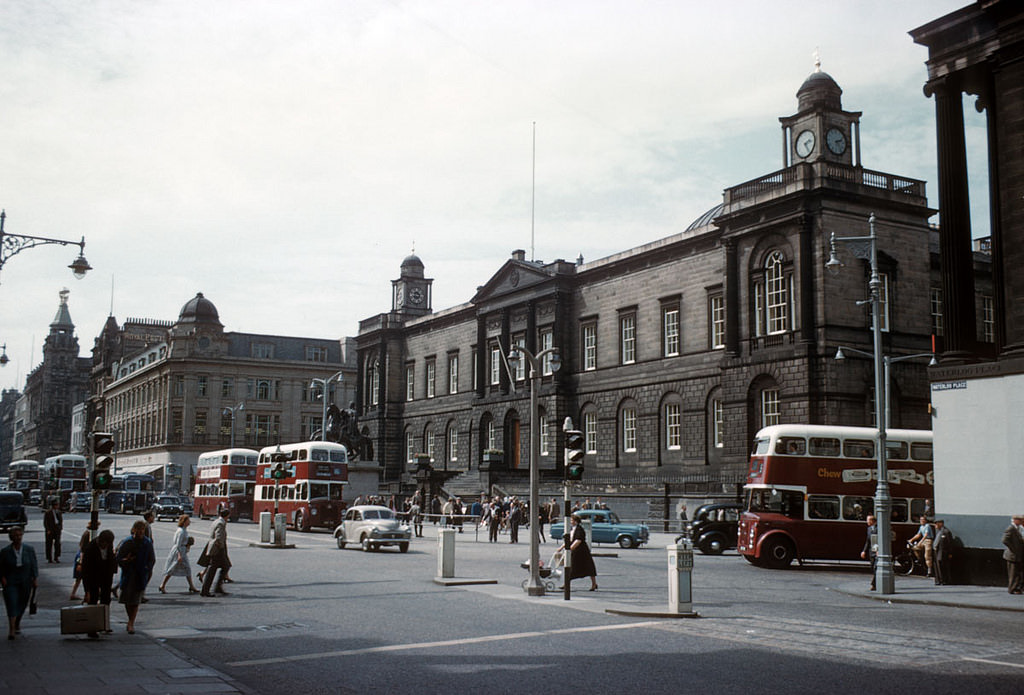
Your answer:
271;463;288;480
565;429;585;481
92;431;116;490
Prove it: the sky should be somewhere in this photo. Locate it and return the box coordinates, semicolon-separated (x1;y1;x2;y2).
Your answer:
0;0;982;393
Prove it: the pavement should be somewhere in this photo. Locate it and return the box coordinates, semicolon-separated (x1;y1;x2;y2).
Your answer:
4;528;1023;694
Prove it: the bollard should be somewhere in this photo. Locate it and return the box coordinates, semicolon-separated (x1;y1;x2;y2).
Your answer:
274;513;287;546
668;539;695;615
438;527;455;578
260;511;272;544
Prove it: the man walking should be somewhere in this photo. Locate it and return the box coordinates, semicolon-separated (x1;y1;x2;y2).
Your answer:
1001;515;1024;594
201;509;231;597
860;515;878;591
43;499;64;563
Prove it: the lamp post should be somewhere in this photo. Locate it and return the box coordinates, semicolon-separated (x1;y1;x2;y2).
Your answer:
827;212;900;594
310;371;345;441
0;343;8;367
835;348;938;430
222;402;245;448
507;343;562;596
0;209;92;284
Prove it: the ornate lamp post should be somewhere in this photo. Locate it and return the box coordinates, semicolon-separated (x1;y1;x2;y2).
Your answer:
834;348;938;430
222;402;245;448
507;344;562;596
310;371;345;441
0;209;92;284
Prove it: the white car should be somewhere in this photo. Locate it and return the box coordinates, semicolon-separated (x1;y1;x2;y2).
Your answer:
334;505;412;552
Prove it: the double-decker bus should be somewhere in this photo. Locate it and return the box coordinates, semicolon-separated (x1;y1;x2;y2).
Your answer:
254;441;347;532
41;454;88;507
738;424;933;569
8;460;40;501
194;448;259;521
105;473;157;514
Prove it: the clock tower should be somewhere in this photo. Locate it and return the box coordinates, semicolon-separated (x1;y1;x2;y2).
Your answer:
391;252;433;317
779;60;862;168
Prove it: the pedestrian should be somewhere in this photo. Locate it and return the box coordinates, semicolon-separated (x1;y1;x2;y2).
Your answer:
82;529;117;607
158;515;199;594
488;501;502;543
860;514;878;591
561;514;598;591
509;501;522;544
0;527;38;640
679;503;688;522
1001;515;1024;594
116;520;156;634
932;519;954;586
43;498;63;563
453;497;464;533
536;503;547;543
200;508;232;597
410;501;423;537
442;497;454;528
69;530;91;600
907;515;936;577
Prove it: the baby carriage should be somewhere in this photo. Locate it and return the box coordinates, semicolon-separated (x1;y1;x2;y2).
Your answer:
520;548;564;591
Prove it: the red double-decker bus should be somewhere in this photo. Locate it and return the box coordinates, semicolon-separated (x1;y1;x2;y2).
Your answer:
41;454;88;508
738;424;933;569
194;448;259;521
254;441;347;532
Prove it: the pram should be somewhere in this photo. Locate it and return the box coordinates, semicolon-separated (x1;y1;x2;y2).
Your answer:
520;548;564;591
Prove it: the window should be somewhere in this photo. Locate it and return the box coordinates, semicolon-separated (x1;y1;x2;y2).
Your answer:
370;361;380;406
221;378;233;399
426;359;436;398
663;305;680;357
173;375;185;397
665;402;681;449
761;389;780;428
486;419;497;450
765;251;789;334
405;365;415;401
194;410;207;439
250;379;276;401
490;346;501;386
252;343;274;359
425;430;435;461
540;328;554;375
306;345;328;362
620;313;636;364
471;348;478;391
709;295;725;349
622;407;637;452
406;432;415;463
930;288;944;337
197;375;208;397
808;495;840;520
878;272;891;332
448;354;459;394
513;335;526;381
581;323;597;371
712;399;724;448
584;412;597;454
540;416;549;456
982;295;994;343
448;425;458;461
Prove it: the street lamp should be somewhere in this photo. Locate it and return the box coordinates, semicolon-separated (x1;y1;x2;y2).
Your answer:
310;371;345;441
835;347;938;430
507;343;562;596
0;343;8;367
222;402;245;448
827;212;902;594
0;209;92;284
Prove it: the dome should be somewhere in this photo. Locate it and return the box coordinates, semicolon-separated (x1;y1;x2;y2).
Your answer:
177;292;221;325
686;203;723;232
400;253;425;278
796;69;843;111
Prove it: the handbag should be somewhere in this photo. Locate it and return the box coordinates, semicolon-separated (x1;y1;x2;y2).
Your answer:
29;586;37;615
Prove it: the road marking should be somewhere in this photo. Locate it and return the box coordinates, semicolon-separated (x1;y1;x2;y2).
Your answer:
227;621;661;666
961;657;1024;670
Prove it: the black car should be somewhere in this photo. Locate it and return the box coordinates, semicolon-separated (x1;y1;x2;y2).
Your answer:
0;492;28;532
151;495;185;521
688;502;742;555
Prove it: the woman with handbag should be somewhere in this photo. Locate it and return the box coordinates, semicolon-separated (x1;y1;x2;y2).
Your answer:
158;515;199;594
0;526;39;640
116;520;156;634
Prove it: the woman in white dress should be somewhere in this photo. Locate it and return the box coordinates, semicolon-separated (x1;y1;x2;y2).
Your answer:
158;515;199;594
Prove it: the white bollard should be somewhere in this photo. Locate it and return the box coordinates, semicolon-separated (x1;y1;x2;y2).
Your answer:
438;527;455;578
260;512;272;543
274;513;287;546
668;539;694;614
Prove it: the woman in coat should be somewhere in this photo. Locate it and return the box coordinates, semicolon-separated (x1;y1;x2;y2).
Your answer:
0;526;38;639
562;514;598;591
81;529;118;607
116;520;156;634
158;515;198;594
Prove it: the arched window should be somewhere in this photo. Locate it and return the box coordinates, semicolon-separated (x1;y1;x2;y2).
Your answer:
754;250;793;337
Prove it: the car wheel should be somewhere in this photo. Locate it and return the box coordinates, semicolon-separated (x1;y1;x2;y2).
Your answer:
399;542;409;553
700;535;725;555
336;533;346;549
618;536;634;549
361;535;371;552
762;536;795;569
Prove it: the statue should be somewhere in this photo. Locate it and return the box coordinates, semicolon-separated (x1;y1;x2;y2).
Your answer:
323;402;373;461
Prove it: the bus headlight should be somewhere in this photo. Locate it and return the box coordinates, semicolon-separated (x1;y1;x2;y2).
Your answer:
311;508;318;515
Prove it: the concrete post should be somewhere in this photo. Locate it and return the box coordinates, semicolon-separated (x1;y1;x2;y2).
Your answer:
273;513;287;546
260;512;272;543
438;527;455;578
668;539;694;615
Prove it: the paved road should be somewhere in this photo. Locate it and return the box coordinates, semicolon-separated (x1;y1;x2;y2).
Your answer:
23;511;1024;694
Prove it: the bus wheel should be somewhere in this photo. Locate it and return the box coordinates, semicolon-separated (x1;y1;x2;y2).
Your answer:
743;554;762;566
762;537;795;569
295;511;305;531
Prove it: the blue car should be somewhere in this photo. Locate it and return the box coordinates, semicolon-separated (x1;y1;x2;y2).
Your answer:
549;509;649;549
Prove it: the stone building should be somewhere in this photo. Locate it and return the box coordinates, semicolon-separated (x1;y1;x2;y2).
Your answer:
12;289;92;463
92;292;356;492
355;66;960;521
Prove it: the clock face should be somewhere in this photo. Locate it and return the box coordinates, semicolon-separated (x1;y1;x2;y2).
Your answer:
826;127;847;155
795;129;816;158
409;287;424;305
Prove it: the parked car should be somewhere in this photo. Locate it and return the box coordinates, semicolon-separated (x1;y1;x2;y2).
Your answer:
334;505;412;552
0;491;28;531
65;491;93;512
549;508;649;549
151;495;185;521
688;502;742;555
27;489;41;506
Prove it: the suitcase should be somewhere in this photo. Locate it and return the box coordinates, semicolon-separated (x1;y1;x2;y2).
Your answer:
60;604;110;635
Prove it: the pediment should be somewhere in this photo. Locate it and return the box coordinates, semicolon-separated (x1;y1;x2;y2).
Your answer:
471;260;554;304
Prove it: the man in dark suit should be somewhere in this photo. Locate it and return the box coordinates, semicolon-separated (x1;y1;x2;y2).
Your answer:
932;519;954;586
859;515;878;591
43;499;63;563
1001;515;1024;594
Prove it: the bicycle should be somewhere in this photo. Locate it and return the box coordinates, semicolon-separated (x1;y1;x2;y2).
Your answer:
894;542;927;576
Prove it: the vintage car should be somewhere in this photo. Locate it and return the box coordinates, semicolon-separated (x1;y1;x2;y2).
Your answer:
0;491;28;532
334;505;412;552
688;502;742;555
65;491;93;512
150;495;185;521
549;508;649;549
